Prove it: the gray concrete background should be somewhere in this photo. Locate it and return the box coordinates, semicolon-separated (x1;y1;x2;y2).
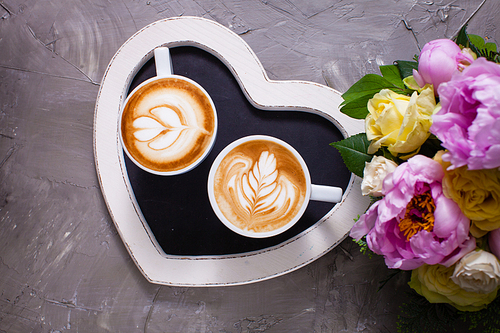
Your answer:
1;0;498;332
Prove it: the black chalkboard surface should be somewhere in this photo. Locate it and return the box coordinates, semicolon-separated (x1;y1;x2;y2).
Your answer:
124;46;350;255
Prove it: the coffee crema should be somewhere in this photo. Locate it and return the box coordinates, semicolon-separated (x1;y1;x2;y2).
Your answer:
212;140;307;233
121;77;216;173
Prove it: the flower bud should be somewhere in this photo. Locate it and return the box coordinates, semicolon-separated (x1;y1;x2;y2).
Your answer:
413;39;474;94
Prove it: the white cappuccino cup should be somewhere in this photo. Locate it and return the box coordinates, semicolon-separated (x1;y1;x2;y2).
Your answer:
119;47;218;176
208;135;343;238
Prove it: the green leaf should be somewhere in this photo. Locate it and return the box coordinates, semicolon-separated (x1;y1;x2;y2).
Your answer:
484;43;497;52
470;36;500;62
380;65;405;89
454;26;500;63
455;25;469;47
469;34;485;49
456;26;481;56
394;60;418;79
465;33;500;62
341;74;402;105
485;42;498;53
340;93;373;119
403;76;420;91
340;73;407;119
330;133;372;178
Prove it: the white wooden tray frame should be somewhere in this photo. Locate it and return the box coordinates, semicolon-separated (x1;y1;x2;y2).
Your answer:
93;16;369;286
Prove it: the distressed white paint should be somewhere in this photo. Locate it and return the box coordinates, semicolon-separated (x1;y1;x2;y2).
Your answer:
94;16;369;286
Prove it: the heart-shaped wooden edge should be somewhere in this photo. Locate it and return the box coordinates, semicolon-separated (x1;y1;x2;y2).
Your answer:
93;16;370;286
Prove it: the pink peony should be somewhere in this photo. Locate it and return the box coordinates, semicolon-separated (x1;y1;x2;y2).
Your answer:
431;58;500;170
350;155;476;270
490;228;500;260
413;39;474;93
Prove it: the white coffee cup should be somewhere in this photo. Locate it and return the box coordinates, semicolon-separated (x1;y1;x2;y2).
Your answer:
208;135;343;238
119;47;218;175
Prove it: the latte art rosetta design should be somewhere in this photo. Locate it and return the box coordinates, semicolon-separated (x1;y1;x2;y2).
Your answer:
224;151;301;232
228;151;296;219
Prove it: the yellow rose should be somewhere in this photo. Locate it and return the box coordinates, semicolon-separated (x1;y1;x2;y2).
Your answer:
365;85;435;158
435;151;500;238
409;264;499;312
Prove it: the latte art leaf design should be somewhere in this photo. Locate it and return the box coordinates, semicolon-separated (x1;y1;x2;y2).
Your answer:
132;106;198;150
227;151;298;226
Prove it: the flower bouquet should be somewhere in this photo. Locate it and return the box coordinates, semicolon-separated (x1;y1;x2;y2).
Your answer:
331;26;500;331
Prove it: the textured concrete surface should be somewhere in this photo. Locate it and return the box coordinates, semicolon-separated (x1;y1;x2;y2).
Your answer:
0;0;498;332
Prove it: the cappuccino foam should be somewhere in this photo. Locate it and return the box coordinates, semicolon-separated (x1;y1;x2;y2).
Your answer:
213;140;307;233
121;77;216;173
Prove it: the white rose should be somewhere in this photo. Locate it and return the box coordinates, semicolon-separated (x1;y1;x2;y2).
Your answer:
361;156;398;196
451;249;500;294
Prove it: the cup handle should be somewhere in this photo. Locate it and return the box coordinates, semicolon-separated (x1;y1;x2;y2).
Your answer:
154;47;173;77
310;184;343;203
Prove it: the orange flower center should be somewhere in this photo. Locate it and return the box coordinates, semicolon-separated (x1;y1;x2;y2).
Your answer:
399;189;435;241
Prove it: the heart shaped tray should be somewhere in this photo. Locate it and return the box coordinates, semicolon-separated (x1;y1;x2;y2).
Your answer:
94;16;369;286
